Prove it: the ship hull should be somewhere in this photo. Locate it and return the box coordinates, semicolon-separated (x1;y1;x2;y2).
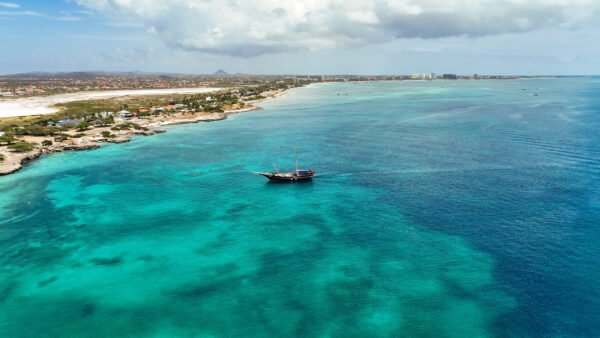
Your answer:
257;173;314;182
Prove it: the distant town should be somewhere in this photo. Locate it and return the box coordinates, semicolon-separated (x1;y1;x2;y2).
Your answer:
0;71;547;98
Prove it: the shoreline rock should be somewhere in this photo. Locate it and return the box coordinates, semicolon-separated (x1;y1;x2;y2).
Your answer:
0;149;42;176
106;136;131;144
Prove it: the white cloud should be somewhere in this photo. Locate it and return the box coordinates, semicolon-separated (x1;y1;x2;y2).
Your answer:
0;2;19;8
75;0;600;57
0;10;42;17
0;9;83;21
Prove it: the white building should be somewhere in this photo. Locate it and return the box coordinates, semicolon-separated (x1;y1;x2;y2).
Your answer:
411;73;436;80
117;110;132;119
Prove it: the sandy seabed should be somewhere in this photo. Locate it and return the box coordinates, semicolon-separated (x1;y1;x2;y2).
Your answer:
0;87;221;118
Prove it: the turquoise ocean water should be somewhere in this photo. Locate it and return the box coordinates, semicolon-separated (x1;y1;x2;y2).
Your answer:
1;79;599;337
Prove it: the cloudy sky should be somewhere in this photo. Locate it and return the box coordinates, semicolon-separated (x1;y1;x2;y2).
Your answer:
1;0;599;75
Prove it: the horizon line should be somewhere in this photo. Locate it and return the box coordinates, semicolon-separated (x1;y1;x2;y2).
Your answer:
1;70;598;77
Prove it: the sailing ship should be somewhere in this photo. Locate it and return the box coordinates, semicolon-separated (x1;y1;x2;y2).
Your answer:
256;146;315;182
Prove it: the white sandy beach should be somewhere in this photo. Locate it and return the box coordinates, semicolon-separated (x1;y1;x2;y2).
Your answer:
0;87;221;118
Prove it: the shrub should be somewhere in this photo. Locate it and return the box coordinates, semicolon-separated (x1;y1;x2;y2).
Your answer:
0;153;4;162
16;125;61;136
8;141;36;153
0;135;17;145
96;117;114;127
54;134;69;142
41;140;53;147
76;122;92;132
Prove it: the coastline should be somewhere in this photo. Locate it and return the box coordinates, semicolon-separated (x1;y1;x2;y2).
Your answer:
0;87;222;118
0;88;289;176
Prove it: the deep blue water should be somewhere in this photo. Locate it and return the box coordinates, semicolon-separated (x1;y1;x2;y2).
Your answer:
1;79;599;337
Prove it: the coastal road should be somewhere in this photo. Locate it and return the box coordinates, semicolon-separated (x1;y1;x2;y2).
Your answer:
0;87;221;118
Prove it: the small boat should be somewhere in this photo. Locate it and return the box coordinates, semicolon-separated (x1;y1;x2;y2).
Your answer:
256;146;315;182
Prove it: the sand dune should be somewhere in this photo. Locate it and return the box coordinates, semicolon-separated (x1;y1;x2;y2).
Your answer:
0;87;221;118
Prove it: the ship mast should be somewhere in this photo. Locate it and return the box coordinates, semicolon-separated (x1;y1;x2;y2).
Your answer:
273;149;280;173
295;145;299;173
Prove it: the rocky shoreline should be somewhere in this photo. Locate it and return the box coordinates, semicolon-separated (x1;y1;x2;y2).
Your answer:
0;149;42;176
0;103;267;176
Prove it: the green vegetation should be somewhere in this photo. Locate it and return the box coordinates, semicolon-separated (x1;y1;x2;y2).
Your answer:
0;115;47;129
41;140;53;147
96;116;114;127
76;122;92;131
0;153;4;162
13;125;64;136
54;134;69;142
0;134;17;145
56;99;120;118
112;122;143;131
101;131;115;138
8;141;36;153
